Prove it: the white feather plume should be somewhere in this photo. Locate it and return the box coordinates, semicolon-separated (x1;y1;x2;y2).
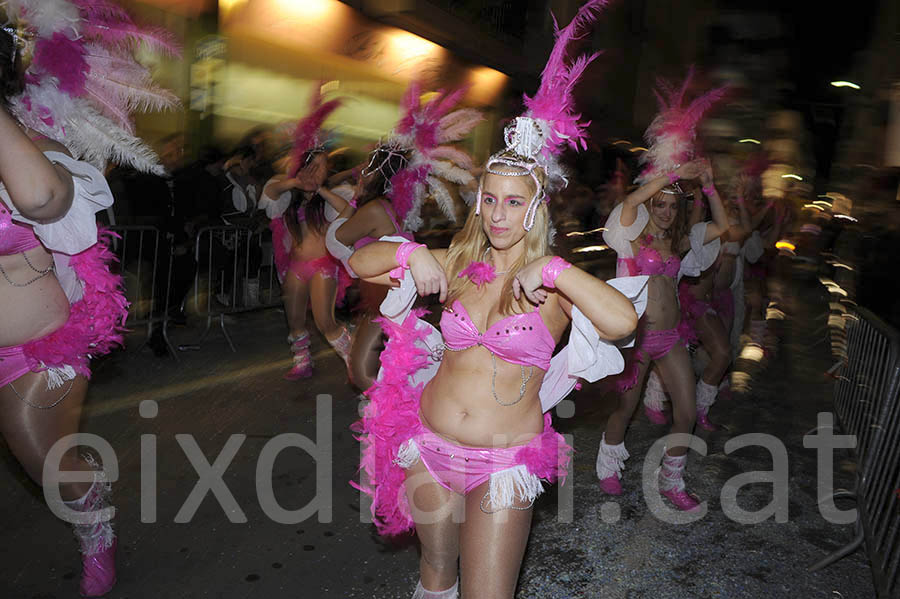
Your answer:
5;0;81;37
438;108;484;143
429;146;474;170
430;160;473;186
426;176;457;223
65;102;166;174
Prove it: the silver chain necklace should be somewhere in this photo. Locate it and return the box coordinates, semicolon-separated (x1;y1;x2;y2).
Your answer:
491;353;533;406
23;251;53;274
482;248;509;276
434;343;534;407
0;251;54;287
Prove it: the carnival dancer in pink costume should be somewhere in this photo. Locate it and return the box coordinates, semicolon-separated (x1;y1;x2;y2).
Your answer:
351;3;647;597
260;88;354;380
0;1;177;595
643;164;770;423
326;82;482;391
597;68;730;511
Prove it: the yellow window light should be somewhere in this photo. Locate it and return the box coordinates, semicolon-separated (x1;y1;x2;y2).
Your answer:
629;147;648;153
273;0;337;20
803;204;824;211
782;173;803;181
830;81;860;90
612;140;631;145
738;138;761;144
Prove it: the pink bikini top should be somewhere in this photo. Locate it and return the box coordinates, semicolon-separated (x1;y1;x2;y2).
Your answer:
0;202;41;256
440;300;555;371
619;241;680;278
353;199;414;249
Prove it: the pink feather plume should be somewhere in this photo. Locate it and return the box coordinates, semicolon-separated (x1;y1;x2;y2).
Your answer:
524;0;610;157
289;86;343;177
74;0;182;57
638;66;730;183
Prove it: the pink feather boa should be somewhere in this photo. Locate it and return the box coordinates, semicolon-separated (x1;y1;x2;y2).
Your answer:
22;230;129;378
514;413;572;485
351;308;431;537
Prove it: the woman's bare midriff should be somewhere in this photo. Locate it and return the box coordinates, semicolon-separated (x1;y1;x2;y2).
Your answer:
419;346;545;448
0;246;70;346
294;222;328;262
643;275;680;330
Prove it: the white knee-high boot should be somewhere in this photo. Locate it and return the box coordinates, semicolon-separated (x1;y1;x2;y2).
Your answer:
62;460;117;597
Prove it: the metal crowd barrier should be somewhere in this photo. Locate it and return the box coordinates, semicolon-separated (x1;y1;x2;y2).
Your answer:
107;226;177;357
180;225;281;352
832;308;899;463
812;306;900;599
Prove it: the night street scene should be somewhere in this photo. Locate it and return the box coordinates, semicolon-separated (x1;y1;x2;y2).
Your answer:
0;0;898;598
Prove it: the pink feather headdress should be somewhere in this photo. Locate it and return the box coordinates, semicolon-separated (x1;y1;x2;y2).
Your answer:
477;0;609;231
3;0;180;174
288;85;342;178
370;81;483;232
635;66;729;190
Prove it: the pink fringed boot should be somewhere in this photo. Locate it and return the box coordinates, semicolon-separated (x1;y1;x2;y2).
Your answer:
695;379;719;432
658;452;701;511
596;433;629;495
64;466;116;597
412;578;459;599
642;370;670;425
285;332;313;380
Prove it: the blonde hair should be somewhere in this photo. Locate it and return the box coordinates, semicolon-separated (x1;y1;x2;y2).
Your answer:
445;163;551;315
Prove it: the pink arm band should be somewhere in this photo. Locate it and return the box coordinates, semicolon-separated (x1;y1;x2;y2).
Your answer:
542;256;572;289
389;241;425;278
667;172;681;184
702;185;717;196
